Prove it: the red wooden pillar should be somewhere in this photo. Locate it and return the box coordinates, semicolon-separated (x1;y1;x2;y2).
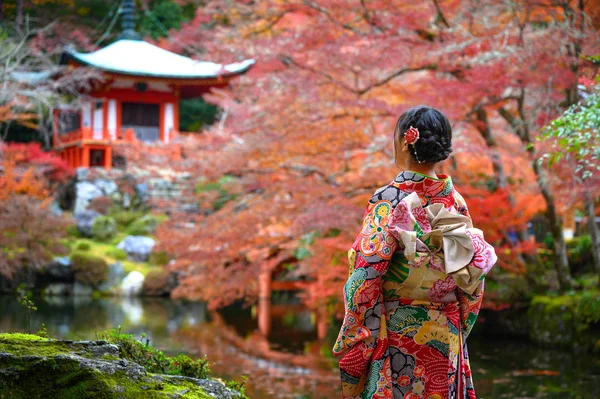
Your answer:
116;99;122;140
159;103;165;142
104;146;112;171
82;145;90;168
258;270;272;337
77;146;82;168
102;98;109;140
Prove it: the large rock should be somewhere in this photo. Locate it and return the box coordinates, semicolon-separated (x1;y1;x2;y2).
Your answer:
44;283;72;296
117;236;155;262
528;293;600;351
98;262;126;293
120;271;145;296
0;335;242;399
93;178;118;196
74;209;101;237
45;256;73;281
74;181;103;214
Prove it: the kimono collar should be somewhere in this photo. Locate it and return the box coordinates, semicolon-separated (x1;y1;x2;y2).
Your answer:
391;170;454;199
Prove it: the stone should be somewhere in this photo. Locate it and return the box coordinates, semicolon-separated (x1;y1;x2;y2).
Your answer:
94;178;118;196
120;271;145;297
45;256;72;280
0;335;242;399
75;167;88;181
134;183;149;203
117;236;156;262
50;201;63;216
74;209;101;237
98;262;126;293
123;192;131;209
72;282;94;296
74;181;103;214
44;283;72;296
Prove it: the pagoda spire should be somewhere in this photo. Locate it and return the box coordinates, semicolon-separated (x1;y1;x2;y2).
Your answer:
119;0;142;41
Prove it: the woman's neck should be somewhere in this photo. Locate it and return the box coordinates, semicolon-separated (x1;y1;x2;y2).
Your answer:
404;161;437;178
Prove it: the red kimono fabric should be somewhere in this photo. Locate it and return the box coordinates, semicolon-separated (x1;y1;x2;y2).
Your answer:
333;171;497;399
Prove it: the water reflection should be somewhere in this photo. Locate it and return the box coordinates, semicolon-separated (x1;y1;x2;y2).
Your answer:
0;296;598;398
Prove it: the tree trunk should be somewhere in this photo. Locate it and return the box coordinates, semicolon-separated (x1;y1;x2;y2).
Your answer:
584;190;600;280
474;108;535;265
533;160;573;291
0;0;5;22
16;0;23;28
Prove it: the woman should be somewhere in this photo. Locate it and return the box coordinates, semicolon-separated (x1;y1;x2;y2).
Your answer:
333;106;497;399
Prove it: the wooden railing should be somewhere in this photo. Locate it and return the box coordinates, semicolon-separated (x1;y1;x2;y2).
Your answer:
55;127;138;147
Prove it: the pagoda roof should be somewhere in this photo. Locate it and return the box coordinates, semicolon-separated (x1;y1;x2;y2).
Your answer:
62;39;255;80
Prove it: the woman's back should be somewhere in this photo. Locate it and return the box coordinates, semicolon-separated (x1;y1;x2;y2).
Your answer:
333;107;497;399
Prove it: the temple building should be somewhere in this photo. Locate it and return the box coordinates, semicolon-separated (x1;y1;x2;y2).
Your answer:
53;0;254;170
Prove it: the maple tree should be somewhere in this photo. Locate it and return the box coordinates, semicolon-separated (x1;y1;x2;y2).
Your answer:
153;0;600;309
542;78;600;282
0;142;71;279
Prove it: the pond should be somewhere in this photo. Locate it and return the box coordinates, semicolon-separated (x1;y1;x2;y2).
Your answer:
0;295;598;399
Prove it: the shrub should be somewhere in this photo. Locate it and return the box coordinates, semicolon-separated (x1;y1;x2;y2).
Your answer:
127;214;159;236
70;252;109;287
567;235;593;275
91;216;117;242
149;251;173;266
142;268;174;296
76;241;91;251
0;195;69;280
96;327;210;379
111;211;143;228
105;247;127;261
66;225;80;238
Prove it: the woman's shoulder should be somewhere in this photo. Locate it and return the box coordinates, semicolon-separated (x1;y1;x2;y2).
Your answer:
368;182;408;207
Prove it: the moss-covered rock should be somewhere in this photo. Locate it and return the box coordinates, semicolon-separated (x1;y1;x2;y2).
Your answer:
70;252;109;288
528;291;600;352
127;214;159;236
142;268;176;296
91;216;117;242
0;333;243;399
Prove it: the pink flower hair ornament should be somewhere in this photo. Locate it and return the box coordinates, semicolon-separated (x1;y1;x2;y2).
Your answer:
405;126;420;145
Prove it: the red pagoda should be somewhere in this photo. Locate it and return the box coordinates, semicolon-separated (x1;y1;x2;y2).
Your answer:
53;0;254;170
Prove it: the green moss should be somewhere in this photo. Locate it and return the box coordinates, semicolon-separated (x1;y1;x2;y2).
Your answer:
76;242;91;251
0;333;49;342
148;251;173;266
70;252;109;287
0;334;71;357
0;355;216;399
91;216;117;242
127;214;159;236
104;248;127;261
528;291;600;351
0;332;241;399
96;328;210;379
110;211;144;228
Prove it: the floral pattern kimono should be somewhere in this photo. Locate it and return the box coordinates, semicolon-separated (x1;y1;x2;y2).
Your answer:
333;171;497;399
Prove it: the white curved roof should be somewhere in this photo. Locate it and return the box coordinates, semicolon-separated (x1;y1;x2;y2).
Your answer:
64;39;255;79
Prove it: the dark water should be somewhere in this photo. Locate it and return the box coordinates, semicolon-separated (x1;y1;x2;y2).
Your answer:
0;295;598;399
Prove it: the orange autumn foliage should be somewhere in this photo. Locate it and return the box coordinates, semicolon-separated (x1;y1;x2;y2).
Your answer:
155;0;599;309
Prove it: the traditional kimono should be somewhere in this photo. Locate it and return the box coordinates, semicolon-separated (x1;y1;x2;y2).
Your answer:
333;171;497;399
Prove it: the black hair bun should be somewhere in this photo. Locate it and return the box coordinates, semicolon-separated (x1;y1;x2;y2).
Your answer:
396;106;453;164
